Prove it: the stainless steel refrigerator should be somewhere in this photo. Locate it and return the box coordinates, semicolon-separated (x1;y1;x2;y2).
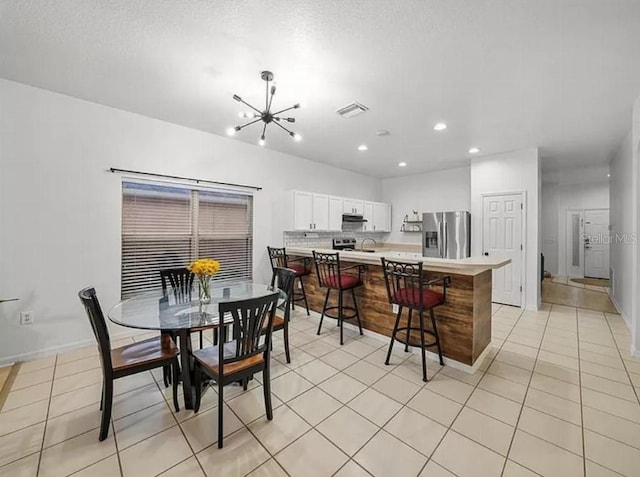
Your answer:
422;211;471;259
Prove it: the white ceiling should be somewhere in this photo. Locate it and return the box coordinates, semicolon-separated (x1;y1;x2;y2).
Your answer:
1;0;639;179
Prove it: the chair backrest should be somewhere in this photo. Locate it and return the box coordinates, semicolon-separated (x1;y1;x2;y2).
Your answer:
312;251;342;288
267;246;288;271
380;258;425;307
218;291;280;376
270;267;296;316
78;287;113;374
160;268;194;299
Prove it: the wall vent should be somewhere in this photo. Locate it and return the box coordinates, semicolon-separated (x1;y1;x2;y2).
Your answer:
336;101;369;118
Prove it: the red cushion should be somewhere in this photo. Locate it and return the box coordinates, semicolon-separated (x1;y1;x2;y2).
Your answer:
394;287;444;309
288;264;310;276
322;274;362;289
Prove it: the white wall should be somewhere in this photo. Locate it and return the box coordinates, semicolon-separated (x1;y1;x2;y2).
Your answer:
470;148;541;310
381;166;471;244
542;174;610;276
0;79;382;364
609;131;634;326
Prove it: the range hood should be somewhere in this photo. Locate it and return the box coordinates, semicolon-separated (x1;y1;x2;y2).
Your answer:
342;213;368;223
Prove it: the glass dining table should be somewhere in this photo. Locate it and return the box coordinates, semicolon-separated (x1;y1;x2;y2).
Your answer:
108;280;283;410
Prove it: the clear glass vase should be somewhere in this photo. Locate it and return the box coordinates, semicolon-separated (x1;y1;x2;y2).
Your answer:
198;275;211;312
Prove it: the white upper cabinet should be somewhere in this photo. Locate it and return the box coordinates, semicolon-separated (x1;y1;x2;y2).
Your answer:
312;194;330;231
289;191;390;232
343;198;364;215
293;191;314;230
328;196;343;231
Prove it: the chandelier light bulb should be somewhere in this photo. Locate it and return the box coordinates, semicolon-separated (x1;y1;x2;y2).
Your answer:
468;147;480;154
293;133;302;142
226;127;236;136
258;136;266;146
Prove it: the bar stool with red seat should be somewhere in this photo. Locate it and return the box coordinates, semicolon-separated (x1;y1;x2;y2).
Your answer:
267;246;311;315
313;251;365;345
380;257;451;382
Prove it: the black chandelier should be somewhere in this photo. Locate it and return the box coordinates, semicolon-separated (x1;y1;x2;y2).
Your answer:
227;70;301;146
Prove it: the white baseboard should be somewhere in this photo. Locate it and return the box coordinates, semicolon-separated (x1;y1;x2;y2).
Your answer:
0;328;143;367
606;290;633;331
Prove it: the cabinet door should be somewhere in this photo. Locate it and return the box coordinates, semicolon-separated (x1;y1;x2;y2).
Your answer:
352;200;365;215
343;199;356;214
363;202;374;231
312;194;330;230
372;202;387;231
328;196;344;231
293;191;313;230
385;204;392;232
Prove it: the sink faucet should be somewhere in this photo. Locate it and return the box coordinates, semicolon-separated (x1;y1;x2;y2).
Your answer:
360;238;377;251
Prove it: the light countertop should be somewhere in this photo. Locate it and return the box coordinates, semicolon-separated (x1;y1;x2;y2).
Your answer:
286;247;510;276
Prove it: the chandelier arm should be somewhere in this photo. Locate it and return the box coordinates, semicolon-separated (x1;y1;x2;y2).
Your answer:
237;97;263;115
265;79;269;111
237;117;264;130
271;105;297;116
261;122;267;139
272;120;293;136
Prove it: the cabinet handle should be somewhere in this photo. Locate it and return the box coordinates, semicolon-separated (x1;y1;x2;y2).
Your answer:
309;223;312;229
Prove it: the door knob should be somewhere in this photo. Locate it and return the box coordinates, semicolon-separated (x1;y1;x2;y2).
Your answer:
484;252;489;256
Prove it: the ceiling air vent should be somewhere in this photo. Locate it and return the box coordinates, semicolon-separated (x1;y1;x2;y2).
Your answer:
336;101;369;119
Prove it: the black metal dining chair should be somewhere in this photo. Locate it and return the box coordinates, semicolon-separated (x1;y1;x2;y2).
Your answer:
267;246;311;315
192;291;280;448
380;258;450;382
264;267;296;363
78;287;180;441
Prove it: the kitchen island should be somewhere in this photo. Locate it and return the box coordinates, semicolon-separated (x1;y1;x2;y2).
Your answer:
287;246;510;368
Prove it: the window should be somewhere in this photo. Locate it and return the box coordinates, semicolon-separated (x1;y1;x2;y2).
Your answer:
121;181;253;298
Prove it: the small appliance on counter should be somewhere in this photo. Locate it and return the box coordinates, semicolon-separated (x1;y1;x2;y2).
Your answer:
423;211;471;259
332;238;357;250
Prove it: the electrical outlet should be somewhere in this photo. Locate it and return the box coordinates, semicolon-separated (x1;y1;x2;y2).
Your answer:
392;304;399;314
20;310;34;325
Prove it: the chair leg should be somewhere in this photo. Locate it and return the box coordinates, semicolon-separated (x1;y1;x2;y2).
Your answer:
283;322;291;364
385;306;402;365
418;310;428;382
405;308;413;352
351;288;363;336
100;382;104;410
317;288;330;335
243;377;249;391
193;363;202;413
163;366;170;388
430;308;444;366
263;364;273;421
199;331;203;349
339;290;344;345
171;360;180;412
217;382;224;448
99;378;113;441
299;277;310;315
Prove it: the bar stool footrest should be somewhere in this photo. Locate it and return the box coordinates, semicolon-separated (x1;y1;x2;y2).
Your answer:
394;326;438;348
322;306;358;321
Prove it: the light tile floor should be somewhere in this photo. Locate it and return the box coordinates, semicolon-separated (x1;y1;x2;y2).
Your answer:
1;303;640;476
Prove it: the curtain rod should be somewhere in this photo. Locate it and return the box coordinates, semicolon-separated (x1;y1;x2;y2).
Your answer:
108;168;262;191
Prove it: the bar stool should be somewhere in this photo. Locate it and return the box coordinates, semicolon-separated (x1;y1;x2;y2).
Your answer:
267;246;311;315
380;258;451;382
313;251;365;345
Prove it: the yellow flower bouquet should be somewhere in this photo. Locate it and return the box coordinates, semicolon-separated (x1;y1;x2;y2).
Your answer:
188;258;220;307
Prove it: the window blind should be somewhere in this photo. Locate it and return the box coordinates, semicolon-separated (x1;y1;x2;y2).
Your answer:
121;181;253;298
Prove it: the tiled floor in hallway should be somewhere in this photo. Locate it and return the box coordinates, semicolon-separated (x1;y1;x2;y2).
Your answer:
1;303;639;476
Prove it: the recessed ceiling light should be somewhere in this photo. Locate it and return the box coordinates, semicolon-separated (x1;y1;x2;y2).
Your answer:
468;147;480;154
358;144;368;151
398;162;407;167
607;173;611;177
433;123;447;131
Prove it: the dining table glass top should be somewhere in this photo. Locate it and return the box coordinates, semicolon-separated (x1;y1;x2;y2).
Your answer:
107;280;282;331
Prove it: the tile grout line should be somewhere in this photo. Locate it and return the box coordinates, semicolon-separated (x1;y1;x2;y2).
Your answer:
35;354;58;477
573;307;589;477
601;312;640;406
497;305;552;477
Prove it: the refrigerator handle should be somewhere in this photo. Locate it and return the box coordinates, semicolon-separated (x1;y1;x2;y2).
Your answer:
439;221;444;258
444;221;448;258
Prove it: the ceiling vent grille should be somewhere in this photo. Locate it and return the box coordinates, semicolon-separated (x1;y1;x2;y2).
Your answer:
336;101;369;118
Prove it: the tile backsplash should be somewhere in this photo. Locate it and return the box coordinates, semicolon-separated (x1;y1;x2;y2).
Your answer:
283;223;389;248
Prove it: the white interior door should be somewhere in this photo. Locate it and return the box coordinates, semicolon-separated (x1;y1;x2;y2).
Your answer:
584;209;609;279
483;194;522;307
566;209;584;277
